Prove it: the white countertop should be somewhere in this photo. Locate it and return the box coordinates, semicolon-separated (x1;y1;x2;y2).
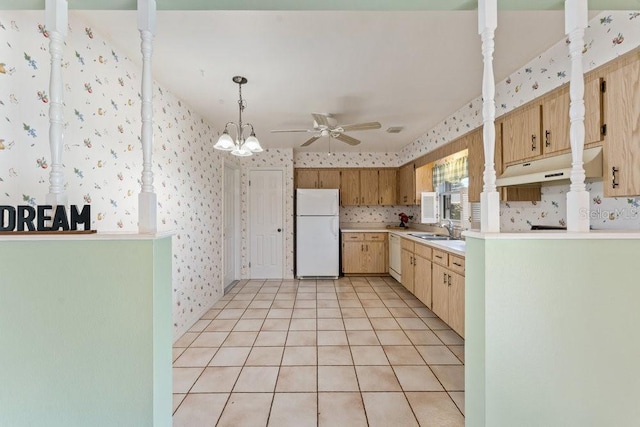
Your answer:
0;230;175;241
464;229;640;240
340;226;466;256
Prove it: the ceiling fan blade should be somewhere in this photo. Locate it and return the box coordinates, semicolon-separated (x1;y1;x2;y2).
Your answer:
338;122;382;132
270;129;313;133
335;133;361;146
312;113;331;128
301;136;321;147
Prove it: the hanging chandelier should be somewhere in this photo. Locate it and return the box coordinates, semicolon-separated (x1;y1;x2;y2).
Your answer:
214;76;263;156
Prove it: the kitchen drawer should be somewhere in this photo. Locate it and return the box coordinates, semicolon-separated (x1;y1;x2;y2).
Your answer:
449;255;465;276
432;249;449;267
401;238;415;252
364;232;387;242
342;233;364;241
414;243;432;260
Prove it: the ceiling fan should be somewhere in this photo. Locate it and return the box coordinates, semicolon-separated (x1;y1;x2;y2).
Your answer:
270;113;381;147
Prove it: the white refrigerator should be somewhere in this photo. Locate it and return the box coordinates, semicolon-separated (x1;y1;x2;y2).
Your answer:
296;189;340;278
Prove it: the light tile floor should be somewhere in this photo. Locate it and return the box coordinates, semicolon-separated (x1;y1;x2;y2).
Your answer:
172;276;465;427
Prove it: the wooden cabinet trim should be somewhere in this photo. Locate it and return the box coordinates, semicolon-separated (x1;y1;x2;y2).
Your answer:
401;238;415;252
342;232;364;241
432;249;449;267
414;243;432;260
364;233;387;242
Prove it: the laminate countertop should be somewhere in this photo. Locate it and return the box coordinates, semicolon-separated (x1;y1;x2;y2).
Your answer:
340;226;465;256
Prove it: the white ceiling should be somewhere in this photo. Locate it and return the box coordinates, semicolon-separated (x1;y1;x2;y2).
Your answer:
78;9;593;153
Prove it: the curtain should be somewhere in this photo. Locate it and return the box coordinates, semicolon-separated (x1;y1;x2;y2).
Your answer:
432;155;468;190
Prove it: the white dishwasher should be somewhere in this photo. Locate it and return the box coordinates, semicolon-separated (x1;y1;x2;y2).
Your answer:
389;233;401;282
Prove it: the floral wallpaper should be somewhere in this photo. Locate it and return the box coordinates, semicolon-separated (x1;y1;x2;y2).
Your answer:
400;11;640;164
0;11;225;340
294;151;400;168
501;180;640;232
240;148;294;279
398;11;640;231
341;205;420;226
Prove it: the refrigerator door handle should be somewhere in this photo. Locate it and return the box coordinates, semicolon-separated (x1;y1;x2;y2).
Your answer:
331;217;339;238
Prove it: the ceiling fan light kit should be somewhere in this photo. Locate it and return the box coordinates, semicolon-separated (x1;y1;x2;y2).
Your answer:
271;112;382;147
214;75;263;156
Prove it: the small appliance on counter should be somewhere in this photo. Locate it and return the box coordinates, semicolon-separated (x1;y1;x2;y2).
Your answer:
296;189;340;278
530;225;567;230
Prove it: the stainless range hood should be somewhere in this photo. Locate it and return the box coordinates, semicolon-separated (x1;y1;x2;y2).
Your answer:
495;146;603;187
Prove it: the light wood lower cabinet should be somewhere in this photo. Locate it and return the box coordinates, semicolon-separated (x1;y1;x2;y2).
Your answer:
431;251;465;338
413;253;433;309
400;239;415;293
400;238;433;308
342;232;387;274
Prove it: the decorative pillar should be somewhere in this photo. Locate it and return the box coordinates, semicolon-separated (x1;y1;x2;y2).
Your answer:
565;0;590;232
138;0;157;233
45;0;68;207
478;0;500;232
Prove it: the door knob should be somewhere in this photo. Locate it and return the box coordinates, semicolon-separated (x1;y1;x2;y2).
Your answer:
277;228;282;232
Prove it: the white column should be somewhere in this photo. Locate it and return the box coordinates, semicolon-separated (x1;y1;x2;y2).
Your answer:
565;0;590;232
138;0;157;233
45;0;68;207
478;0;500;232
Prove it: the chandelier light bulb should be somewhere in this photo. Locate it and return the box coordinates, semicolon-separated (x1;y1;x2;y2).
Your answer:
213;76;262;157
214;131;234;151
244;134;263;153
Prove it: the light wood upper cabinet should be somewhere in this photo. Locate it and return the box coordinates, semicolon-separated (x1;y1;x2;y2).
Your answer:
415;164;433;202
295;169;340;189
584;75;605;145
502;102;542;164
602;50;640;197
378;169;397;205
541;86;571;155
295;169;320;189
466;128;485;204
318;170;341;189
360;170;379;205
341;169;360;206
541;78;604;153
398;163;416;205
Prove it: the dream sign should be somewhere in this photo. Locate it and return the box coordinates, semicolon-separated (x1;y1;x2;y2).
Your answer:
0;205;91;232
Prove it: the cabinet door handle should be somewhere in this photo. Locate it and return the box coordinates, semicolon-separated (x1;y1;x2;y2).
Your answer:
448;274;452;286
531;134;537;151
453;262;462;267
612;167;619;188
435;255;443;260
361;244;364;251
545;130;551;148
366;244;369;251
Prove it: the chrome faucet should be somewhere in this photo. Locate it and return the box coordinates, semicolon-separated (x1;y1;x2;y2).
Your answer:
440;219;455;238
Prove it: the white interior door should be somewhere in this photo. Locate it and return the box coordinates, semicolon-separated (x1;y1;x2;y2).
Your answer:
223;163;240;288
249;169;284;279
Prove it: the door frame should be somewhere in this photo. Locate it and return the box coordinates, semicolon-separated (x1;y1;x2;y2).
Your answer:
248;167;286;279
223;161;241;289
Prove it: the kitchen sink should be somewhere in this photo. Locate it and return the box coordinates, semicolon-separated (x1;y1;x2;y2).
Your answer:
408;233;455;241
